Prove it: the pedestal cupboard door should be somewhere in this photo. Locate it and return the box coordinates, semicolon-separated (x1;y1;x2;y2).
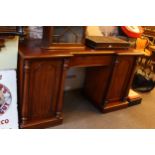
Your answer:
23;60;62;121
105;55;136;103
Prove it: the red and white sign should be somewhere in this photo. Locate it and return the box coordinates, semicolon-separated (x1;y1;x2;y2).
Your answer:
0;70;18;129
121;26;144;38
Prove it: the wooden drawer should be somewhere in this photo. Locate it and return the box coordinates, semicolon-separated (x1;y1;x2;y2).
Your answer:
69;55;113;67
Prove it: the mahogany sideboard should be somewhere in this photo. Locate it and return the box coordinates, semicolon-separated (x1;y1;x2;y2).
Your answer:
18;40;143;129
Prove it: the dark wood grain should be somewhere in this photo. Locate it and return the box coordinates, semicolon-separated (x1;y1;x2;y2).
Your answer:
84;65;113;106
69;55;113;68
18;56;65;128
105;55;136;102
18;39;143;128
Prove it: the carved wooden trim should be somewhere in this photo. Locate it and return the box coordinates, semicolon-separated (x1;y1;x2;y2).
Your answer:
56;59;70;119
103;55;118;104
21;61;30;123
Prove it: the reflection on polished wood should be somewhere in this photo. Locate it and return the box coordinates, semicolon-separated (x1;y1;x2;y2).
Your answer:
18;40;143;128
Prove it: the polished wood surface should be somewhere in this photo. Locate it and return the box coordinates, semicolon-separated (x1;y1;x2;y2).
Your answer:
69;55;113;67
83;55;140;112
105;55;136;102
84;66;113;106
20;59;64;128
19;40;142;59
18;40;143;128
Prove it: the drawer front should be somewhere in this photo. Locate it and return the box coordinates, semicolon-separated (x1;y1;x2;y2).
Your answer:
69;55;113;67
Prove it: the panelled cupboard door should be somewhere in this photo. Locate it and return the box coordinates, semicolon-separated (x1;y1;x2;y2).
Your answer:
23;59;62;121
84;66;112;105
105;55;136;103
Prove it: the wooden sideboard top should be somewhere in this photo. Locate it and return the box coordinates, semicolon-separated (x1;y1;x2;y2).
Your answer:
19;39;144;59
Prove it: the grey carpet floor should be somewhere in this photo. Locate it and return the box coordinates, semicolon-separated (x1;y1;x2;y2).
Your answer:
51;89;155;129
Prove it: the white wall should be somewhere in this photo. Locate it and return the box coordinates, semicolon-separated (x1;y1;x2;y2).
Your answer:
0;36;19;70
64;68;86;91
